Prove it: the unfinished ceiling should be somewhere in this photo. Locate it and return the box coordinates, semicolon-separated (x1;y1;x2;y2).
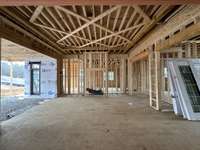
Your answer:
0;5;178;54
1;38;50;61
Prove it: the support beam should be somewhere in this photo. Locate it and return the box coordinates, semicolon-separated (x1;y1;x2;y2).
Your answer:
128;59;133;95
0;15;61;59
29;6;43;22
154;50;161;110
130;51;148;63
133;6;151;22
68;59;71;94
129;5;200;58
56;6;131;43
57;6;120;43
185;42;191;58
80;23;145;48
192;42;198;58
32;22;113;49
0;8;65;55
120;57;126;93
1;0;200;6
160;47;182;54
57;58;63;97
148;50;153;107
156;21;200;51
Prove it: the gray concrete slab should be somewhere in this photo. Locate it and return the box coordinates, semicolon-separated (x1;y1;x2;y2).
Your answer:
0;95;200;150
0;96;47;121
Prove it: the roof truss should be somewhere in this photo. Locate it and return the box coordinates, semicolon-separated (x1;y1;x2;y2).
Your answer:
0;5;174;54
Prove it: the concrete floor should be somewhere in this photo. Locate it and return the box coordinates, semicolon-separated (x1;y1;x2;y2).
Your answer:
0;96;45;121
1;95;200;150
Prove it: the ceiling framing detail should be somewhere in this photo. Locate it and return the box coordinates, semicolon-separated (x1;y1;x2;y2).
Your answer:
0;5;175;54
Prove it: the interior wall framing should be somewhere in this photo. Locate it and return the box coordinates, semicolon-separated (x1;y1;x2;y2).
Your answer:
128;42;200;110
62;53;127;95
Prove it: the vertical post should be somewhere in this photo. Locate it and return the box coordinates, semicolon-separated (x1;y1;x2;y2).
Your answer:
105;53;108;95
185;42;191;58
192;42;198;58
155;50;161;110
148;49;153;107
99;54;101;89
68;59;71;95
115;61;118;93
57;58;63;97
89;53;92;89
141;61;143;93
128;59;133;95
78;60;80;94
178;47;183;58
160;54;165;102
84;53;87;95
120;56;126;94
63;59;66;94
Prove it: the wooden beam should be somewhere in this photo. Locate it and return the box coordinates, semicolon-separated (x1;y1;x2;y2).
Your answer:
192;43;198;58
129;5;200;58
34;7;66;45
57;58;63;97
46;7;82;47
110;7;121;46
57;6;120;43
126;5;170;54
1;0;200;6
0;7;65;55
133;6;151;22
64;46;123;51
0;15;61;59
156;21;200;51
33;21;112;48
130;51;148;63
80;23;145;48
72;5;87;46
154;50;161;110
160;46;182;53
29;6;43;22
127;59;133;95
182;40;200;43
148;49;153;107
56;6;131;43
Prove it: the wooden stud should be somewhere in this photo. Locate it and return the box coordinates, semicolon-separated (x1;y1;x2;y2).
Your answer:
29;6;43;22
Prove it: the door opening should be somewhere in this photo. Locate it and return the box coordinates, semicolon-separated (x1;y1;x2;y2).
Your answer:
30;62;41;95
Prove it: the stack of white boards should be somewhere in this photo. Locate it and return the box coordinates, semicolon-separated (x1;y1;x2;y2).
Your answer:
167;59;200;120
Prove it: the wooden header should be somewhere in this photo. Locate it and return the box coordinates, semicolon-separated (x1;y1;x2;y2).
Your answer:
0;0;200;6
129;51;148;63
